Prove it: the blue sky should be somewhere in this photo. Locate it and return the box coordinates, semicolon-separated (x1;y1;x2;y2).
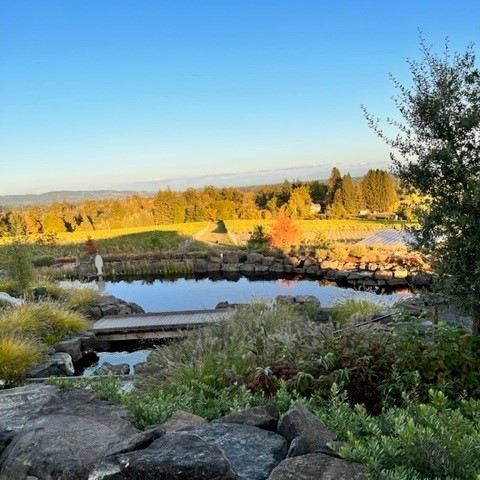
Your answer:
1;0;479;195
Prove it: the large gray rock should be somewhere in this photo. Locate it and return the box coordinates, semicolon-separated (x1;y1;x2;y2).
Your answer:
194;258;208;273
28;352;75;378
0;387;149;480
98;432;239;480
277;401;335;454
184;422;287;480
0;384;59;456
213;404;279;432
161;410;207;434
53;336;83;361
267;453;367;479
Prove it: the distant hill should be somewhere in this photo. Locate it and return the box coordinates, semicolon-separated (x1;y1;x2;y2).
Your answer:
0;190;153;208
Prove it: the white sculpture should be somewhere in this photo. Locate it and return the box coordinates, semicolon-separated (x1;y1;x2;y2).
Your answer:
94;253;104;276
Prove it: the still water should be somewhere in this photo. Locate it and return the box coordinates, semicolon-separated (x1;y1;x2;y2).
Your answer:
99;276;409;312
82;276;410;375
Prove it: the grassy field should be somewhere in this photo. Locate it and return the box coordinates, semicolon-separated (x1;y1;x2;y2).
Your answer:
0;222;209;262
0;218;410;263
225;218;408;244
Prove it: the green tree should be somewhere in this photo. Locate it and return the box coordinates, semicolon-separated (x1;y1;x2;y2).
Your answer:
326;167;342;207
361;169;398;212
364;37;480;334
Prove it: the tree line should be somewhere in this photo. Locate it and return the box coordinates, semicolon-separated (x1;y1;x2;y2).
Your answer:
0;168;400;236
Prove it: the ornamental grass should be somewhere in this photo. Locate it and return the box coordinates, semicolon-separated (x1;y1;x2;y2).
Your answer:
0;302;89;344
0;332;44;387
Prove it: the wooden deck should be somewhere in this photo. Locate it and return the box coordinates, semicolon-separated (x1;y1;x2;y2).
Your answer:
92;309;234;341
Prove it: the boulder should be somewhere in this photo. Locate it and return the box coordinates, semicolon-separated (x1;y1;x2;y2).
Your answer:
239;263;256;273
194;258;208;273
277;401;335;454
161;410;207;434
99;432;239;480
93;362;130;376
0;292;22;306
0;387;149;480
28;352;75;378
275;295;295;305
53;337;83;362
184;422;287;480
262;256;275;266
254;264;270;274
267;453;367;480
246;253;264;264
269;263;285;274
295;295;320;305
213;404;279;432
224;252;239;264
207;262;222;272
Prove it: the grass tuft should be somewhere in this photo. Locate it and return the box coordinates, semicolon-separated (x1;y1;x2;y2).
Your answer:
0;303;90;344
0;333;44;387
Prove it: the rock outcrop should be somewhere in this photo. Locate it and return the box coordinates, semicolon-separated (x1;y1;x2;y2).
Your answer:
0;385;368;480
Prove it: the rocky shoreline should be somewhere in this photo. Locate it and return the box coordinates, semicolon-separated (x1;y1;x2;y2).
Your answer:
68;250;432;290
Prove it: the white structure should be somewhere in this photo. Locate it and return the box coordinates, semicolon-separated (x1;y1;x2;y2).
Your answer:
94;254;104;276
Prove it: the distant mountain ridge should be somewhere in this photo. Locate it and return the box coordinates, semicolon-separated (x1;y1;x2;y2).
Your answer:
0;190;152;207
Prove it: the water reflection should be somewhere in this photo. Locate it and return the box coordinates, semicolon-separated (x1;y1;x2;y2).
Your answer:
96;276;410;313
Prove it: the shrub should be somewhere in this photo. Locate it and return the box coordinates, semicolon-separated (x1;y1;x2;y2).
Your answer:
321;388;480;480
349;244;368;258
0;303;90;344
2;240;36;295
33;256;56;267
0;333;44;387
329;244;349;262
247;225;271;249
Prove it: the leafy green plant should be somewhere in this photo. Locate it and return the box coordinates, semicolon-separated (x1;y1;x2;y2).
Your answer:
320;387;480;480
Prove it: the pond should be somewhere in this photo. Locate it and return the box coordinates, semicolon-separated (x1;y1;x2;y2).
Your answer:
98;275;410;312
79;275;410;375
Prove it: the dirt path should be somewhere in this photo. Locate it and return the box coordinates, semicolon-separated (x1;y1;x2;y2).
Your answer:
196;221;237;246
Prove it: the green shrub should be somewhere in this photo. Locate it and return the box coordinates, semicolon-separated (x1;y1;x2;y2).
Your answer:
0;333;44;387
247;225;271;249
2;241;36;295
320;387;480;480
33;256;56;267
0;303;90;344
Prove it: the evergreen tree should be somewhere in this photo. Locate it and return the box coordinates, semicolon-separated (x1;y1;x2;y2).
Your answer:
326;167;342;207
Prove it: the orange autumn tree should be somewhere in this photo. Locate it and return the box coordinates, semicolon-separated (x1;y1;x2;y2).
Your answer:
269;211;302;250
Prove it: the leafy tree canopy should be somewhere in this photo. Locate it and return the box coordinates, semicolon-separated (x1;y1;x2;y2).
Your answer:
364;35;480;333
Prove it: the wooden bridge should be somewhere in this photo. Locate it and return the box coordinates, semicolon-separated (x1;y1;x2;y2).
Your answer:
91;309;235;341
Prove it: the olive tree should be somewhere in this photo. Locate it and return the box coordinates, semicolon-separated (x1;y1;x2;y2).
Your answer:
363;37;480;334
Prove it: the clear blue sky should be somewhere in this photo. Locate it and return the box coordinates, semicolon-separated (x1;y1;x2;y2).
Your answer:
1;0;479;195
